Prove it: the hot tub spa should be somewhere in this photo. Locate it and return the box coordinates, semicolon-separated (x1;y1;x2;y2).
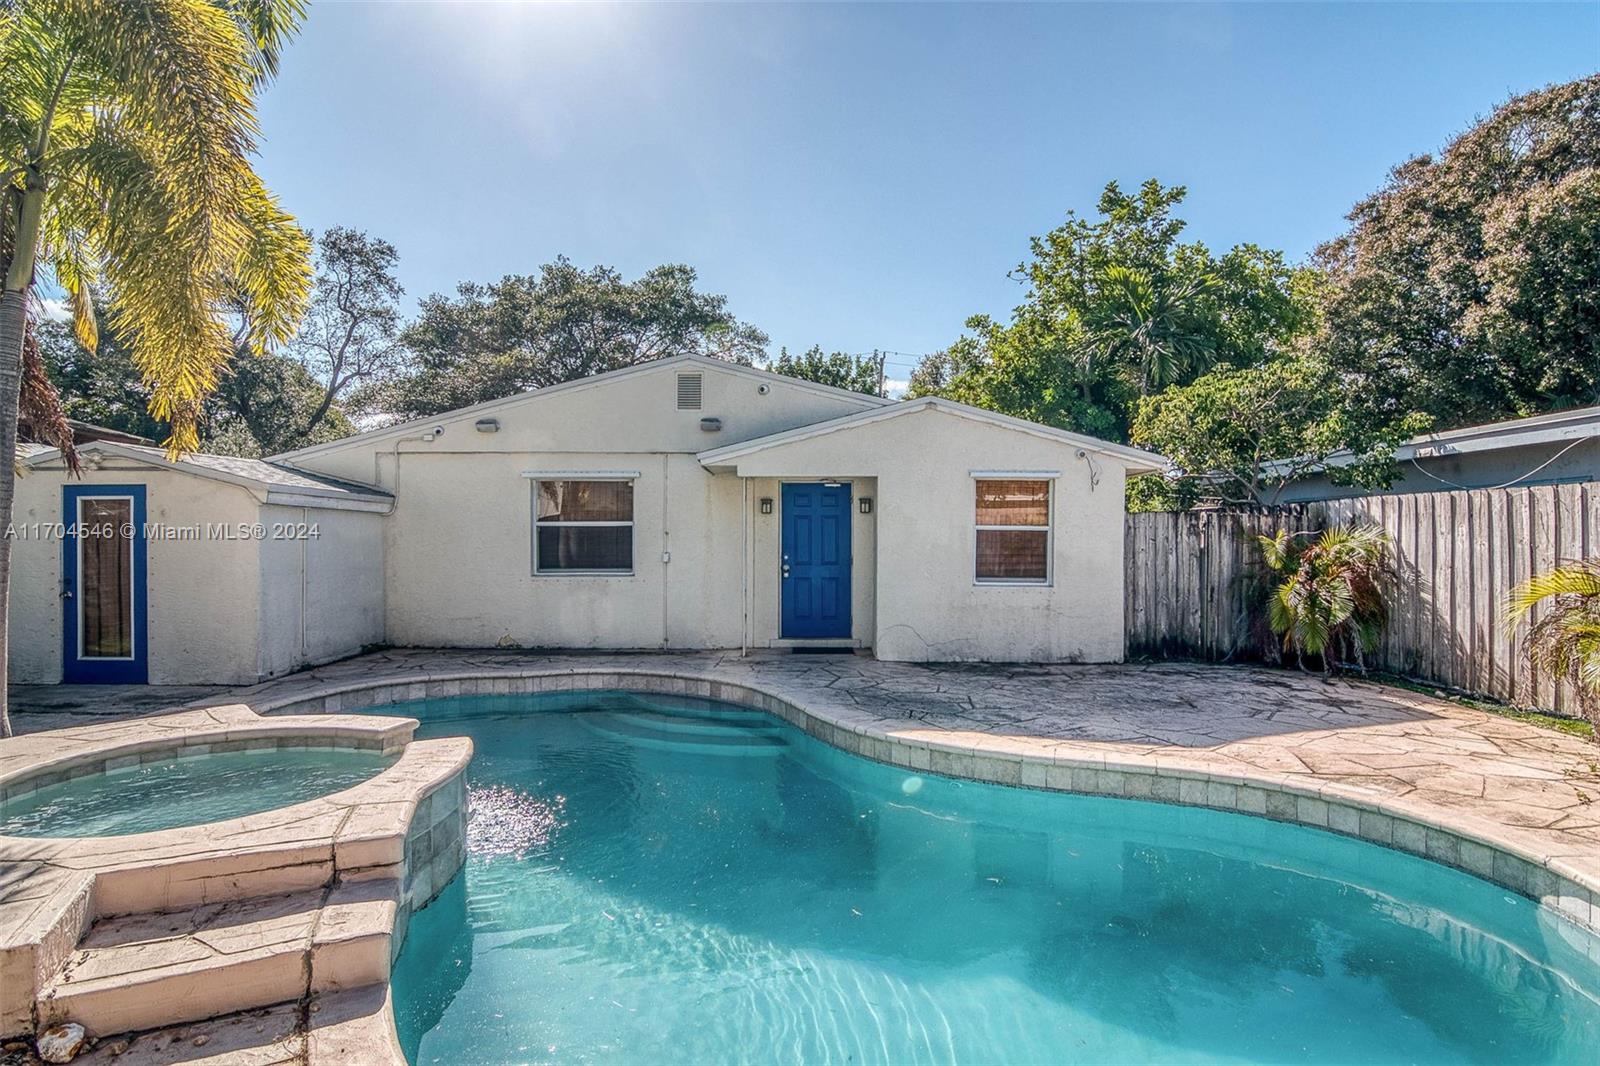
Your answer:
369;689;1600;1066
0;741;398;838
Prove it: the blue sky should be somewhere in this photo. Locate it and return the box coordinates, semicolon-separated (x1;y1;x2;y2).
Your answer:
256;2;1598;387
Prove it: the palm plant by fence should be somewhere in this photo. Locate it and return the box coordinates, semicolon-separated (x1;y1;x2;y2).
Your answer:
1506;561;1600;727
1258;525;1391;674
1125;482;1600;717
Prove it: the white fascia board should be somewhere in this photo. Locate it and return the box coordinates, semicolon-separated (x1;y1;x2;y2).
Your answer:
263;491;394;513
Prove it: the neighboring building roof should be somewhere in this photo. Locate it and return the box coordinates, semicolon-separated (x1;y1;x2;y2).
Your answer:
270;353;895;464
17;417;155;447
1395;404;1600;460
697;395;1168;473
1266;403;1600;479
21;441;391;511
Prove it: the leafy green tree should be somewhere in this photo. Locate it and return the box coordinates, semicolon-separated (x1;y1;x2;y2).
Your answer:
1314;76;1600;427
284;226;406;437
377;259;768;419
912;180;1318;442
207;347;354;455
0;0;311;735
36;311;353;457
32;315;163;440
1129;355;1425;509
767;346;883;396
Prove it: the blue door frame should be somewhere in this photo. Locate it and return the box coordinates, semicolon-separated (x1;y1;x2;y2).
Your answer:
780;482;852;639
62;485;148;684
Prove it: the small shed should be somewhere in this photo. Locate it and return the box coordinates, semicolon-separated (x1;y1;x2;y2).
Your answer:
12;441;390;685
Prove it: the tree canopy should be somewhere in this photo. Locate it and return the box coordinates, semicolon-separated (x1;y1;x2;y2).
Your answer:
1129;354;1424;509
375;259;768;419
909;180;1320;443
35;311;354;457
1313;76;1600;428
765;346;884;397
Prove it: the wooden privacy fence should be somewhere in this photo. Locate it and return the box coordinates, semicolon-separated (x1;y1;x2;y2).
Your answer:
1125;483;1600;716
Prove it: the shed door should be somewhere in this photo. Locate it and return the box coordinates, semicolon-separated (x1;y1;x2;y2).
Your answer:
62;486;148;683
780;482;852;639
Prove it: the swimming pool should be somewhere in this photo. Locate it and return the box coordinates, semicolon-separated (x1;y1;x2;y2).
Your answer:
389;690;1600;1064
0;746;397;837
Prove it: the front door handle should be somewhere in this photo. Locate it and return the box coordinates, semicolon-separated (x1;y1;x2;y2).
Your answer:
781;564;791;579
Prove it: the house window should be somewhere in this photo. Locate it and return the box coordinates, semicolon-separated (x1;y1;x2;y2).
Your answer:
535;480;634;574
974;479;1051;583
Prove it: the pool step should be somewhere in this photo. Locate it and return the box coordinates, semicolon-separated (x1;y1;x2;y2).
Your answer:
39;879;397;1038
580;713;788;756
617;710;783;738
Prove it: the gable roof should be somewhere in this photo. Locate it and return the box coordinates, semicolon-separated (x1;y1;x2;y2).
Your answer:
271;354;894;463
697;395;1167;472
21;442;391;510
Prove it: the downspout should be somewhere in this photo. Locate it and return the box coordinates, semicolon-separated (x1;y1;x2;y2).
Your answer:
740;476;749;657
299;506;308;667
661;454;670;649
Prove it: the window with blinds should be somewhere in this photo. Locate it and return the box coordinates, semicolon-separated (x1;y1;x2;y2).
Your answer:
535;480;635;573
974;479;1051;583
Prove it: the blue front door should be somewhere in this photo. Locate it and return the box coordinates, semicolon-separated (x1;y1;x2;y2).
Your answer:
781;482;852;639
62;485;148;684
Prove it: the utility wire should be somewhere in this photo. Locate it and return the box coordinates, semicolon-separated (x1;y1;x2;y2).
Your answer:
1406;434;1594;492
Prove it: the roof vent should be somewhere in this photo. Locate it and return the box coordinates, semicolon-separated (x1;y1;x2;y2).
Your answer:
677;372;703;410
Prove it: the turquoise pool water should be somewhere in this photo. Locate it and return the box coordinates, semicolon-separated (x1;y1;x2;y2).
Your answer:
0;747;395;837
390;691;1600;1065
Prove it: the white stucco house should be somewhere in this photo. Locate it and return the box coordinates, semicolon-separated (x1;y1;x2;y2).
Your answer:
12;355;1164;684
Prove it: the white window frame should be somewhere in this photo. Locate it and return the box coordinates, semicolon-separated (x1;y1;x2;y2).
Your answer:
528;475;637;577
972;474;1055;587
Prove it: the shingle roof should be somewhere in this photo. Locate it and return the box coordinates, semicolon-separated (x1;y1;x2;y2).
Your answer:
21;442;390;503
117;444;389;498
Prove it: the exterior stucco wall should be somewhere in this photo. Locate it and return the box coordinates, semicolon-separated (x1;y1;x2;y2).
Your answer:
374;451;744;651
289;380;1136;662
257;504;386;678
726;408;1131;662
9;461;264;684
288;360;881;488
286;362;880;654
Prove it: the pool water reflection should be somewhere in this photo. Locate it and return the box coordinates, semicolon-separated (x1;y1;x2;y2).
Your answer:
389;691;1600;1065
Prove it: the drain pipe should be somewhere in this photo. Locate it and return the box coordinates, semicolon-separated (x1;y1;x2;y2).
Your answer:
741;477;749;657
661;455;670;650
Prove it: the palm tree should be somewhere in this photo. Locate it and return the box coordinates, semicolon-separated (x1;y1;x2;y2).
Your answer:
0;0;311;735
1258;524;1391;674
1091;265;1216;396
1506;561;1600;726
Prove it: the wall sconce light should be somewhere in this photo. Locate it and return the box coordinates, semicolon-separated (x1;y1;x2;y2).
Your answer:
859;498;873;514
760;497;774;515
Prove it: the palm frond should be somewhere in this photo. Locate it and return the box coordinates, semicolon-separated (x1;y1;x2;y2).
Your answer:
1506;562;1600;623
